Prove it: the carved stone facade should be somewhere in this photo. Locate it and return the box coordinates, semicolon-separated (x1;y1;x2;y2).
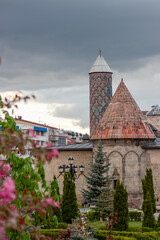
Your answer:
93;139;152;208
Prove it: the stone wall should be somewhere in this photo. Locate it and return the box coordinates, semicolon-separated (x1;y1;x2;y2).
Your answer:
145;149;160;207
43;149;93;204
147;115;160;137
43;140;160;209
93;139;151;208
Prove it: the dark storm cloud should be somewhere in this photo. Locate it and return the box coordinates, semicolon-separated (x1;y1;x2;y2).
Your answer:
0;0;160;72
0;0;160;130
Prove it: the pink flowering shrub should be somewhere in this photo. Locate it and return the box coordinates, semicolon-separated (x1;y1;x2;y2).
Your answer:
0;95;59;240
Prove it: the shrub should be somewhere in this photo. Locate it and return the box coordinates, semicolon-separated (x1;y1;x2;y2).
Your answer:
141;227;153;232
113;180;129;231
142;168;156;214
87;210;100;221
40;229;67;240
94;231;136;240
62;172;78;223
142;192;155;228
129;212;142;221
94;230;160;240
56;222;68;229
156;227;160;231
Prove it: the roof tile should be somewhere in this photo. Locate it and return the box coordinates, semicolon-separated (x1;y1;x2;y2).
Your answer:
91;80;156;140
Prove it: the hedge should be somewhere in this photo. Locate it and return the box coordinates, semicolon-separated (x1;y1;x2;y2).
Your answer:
129;212;142;221
39;229;67;240
94;231;136;240
94;230;160;240
87;210;100;221
56;222;68;229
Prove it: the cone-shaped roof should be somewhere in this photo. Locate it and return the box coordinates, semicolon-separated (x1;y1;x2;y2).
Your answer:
89;50;112;74
91;79;156;140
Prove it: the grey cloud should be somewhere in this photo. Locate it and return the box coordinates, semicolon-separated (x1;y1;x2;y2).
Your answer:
48;101;89;129
0;0;160;131
0;0;160;70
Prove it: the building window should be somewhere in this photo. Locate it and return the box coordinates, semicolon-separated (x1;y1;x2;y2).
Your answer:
58;138;66;145
113;180;117;190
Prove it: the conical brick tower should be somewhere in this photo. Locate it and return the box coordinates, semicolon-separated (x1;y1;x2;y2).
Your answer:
89;50;112;137
91;79;155;140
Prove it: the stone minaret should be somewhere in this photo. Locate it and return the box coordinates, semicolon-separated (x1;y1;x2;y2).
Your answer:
89;50;112;137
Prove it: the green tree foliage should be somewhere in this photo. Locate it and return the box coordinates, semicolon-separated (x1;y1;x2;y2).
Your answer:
142;192;155;228
142;168;156;213
157;213;160;228
113;179;129;231
7;153;59;229
82;141;109;206
51;175;60;197
0;95;60;239
96;181;113;220
62;172;78;223
50;175;62;222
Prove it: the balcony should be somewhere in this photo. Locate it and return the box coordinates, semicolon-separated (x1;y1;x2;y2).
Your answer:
49;135;58;141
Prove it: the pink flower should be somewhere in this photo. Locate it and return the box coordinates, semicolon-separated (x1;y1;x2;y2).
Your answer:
53;201;60;208
10;204;16;211
0;162;11;177
45;198;54;205
3;177;15;192
46;142;52;148
28;128;37;138
46;152;54;160
43;198;60;208
52;148;58;157
0;177;16;205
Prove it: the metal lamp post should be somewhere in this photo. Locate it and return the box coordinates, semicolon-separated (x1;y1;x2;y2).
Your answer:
58;157;85;179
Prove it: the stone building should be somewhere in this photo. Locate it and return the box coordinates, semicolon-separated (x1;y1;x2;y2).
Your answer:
44;52;160;208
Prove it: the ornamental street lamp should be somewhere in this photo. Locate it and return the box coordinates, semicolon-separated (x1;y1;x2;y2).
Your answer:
58;157;85;179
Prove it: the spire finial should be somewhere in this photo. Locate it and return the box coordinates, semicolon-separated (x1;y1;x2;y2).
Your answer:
99;49;101;56
121;78;123;82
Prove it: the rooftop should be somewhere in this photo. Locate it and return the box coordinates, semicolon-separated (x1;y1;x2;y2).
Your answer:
146;105;160;116
142;138;160;149
56;142;93;151
91;79;156;140
89;50;112;74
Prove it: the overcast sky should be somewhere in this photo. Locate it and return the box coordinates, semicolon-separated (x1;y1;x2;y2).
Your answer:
0;0;160;133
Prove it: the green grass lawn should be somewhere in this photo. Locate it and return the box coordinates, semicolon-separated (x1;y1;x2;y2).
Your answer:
128;221;142;228
89;220;106;229
89;220;142;231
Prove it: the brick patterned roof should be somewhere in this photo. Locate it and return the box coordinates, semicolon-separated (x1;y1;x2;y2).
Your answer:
91;80;156;140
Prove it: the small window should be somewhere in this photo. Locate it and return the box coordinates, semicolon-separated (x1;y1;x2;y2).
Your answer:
114;180;117;190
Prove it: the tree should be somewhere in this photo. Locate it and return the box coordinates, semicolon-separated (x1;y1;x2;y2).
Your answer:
96;183;113;222
50;175;62;222
142;192;155;228
142;168;156;213
51;175;60;197
82;141;109;206
113;179;129;231
62;172;78;223
0;95;59;239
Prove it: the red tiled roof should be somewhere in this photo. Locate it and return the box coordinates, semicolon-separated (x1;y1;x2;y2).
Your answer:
91;80;156;140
